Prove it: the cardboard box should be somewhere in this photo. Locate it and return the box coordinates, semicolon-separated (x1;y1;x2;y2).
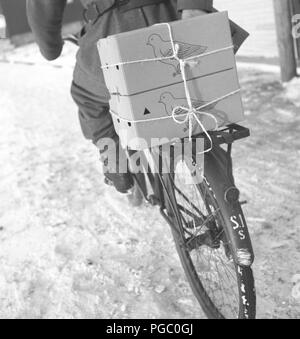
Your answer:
97;12;244;150
110;68;243;150
98;12;234;96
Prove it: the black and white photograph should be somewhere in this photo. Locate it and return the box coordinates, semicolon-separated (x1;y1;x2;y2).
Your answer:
0;0;299;322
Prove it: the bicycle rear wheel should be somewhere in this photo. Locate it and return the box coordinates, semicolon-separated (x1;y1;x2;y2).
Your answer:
162;150;256;319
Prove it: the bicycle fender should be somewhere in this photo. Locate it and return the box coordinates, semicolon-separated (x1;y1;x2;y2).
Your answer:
204;147;255;267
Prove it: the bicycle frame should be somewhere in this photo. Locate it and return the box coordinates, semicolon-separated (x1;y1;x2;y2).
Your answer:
130;123;255;267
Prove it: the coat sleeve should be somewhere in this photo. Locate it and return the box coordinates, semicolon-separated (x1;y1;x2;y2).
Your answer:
26;0;67;60
177;1;249;53
177;0;214;12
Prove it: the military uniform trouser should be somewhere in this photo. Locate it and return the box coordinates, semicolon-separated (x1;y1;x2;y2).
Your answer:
71;0;179;144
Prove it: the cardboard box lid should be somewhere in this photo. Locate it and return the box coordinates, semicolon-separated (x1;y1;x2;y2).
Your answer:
98;12;234;96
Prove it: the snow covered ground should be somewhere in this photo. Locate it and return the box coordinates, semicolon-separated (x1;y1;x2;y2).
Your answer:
283;77;300;108
0;15;6;39
0;43;299;319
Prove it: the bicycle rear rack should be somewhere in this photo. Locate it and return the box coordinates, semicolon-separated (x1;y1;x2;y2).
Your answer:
210;124;250;146
192;124;250;148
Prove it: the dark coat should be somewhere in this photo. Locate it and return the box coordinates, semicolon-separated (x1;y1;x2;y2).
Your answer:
26;0;248;61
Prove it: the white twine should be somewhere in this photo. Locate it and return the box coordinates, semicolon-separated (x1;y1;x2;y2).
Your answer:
110;89;240;124
103;22;241;153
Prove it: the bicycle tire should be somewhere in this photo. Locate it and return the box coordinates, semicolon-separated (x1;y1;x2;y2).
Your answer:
162;157;256;319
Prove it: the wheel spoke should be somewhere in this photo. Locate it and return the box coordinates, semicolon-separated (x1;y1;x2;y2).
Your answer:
173;183;205;218
177;204;204;224
185;208;220;247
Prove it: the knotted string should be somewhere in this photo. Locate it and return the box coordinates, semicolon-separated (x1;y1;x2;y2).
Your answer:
101;22;241;153
170;42;218;153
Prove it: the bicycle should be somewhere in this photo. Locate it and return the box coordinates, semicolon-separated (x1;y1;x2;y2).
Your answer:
64;35;256;319
127;124;256;319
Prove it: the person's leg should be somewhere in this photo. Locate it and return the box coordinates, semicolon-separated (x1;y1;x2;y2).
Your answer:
71;64;134;193
70;1;179;192
70;76;115;144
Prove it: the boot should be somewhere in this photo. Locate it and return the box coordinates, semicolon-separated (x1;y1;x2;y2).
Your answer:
98;136;134;194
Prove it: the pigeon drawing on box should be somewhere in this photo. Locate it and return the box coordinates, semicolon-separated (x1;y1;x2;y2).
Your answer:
146;34;208;77
159;92;217;118
158;92;230;132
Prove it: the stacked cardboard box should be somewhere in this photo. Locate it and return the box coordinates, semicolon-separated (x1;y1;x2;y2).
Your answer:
98;12;244;150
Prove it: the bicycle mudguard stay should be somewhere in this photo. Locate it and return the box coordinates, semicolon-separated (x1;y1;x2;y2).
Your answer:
203;143;255;267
